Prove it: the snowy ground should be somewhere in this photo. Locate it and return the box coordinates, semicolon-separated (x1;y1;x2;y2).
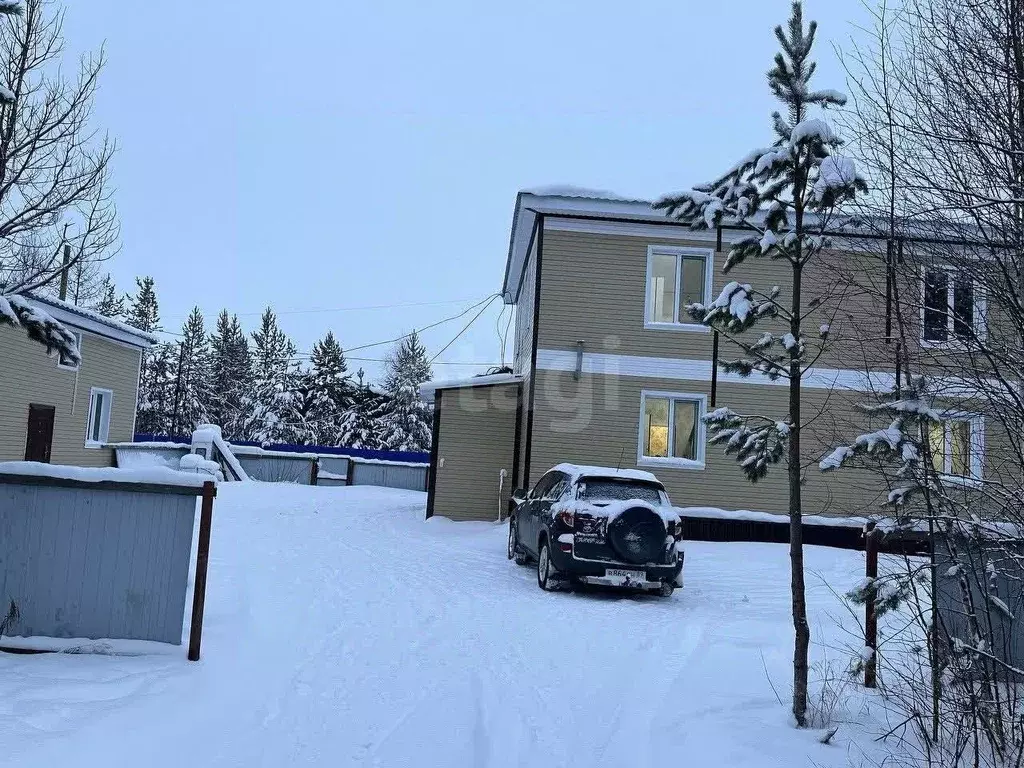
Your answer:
0;483;901;767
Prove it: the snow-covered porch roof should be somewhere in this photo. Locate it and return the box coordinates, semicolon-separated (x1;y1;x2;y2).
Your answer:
25;294;159;348
418;372;523;400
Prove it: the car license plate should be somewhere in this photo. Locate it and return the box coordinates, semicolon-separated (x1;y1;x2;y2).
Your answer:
606;568;646;583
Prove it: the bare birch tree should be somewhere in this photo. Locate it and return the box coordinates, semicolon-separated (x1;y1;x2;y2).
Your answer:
0;0;118;362
824;0;1024;763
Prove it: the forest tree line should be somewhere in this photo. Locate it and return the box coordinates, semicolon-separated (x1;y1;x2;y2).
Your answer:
104;276;434;451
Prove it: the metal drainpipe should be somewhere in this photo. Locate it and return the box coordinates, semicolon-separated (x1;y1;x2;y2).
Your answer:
497;469;507;522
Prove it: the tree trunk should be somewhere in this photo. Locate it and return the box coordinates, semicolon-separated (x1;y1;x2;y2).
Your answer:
789;258;809;727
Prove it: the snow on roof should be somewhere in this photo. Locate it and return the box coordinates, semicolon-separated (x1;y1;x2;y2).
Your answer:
26;294;159;346
520;185;649;204
419;372;523;398
0;461;212;488
549;463;662;485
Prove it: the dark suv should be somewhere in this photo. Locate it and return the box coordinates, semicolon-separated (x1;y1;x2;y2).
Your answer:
507;464;684;596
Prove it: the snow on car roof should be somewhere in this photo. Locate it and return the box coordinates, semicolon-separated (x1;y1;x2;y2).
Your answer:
549;463;662;485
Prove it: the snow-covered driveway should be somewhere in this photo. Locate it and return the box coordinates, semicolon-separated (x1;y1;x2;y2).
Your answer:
1;483;891;767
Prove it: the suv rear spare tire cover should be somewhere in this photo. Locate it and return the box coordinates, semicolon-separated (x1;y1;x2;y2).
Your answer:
606;507;666;565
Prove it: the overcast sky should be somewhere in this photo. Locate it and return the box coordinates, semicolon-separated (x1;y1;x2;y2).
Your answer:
61;0;870;383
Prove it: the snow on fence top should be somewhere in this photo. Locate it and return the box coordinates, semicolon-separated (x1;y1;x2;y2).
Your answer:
351;457;430;468
133;434;430;465
418;372;523;398
0;461;212;489
227;444;321;460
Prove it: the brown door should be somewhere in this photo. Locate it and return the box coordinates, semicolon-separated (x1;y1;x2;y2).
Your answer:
24;404;55;463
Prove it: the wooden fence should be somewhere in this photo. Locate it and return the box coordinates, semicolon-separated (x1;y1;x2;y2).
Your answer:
679;513;931;555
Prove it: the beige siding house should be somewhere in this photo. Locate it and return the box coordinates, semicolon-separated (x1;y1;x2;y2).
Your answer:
0;295;155;468
423;189;1005;521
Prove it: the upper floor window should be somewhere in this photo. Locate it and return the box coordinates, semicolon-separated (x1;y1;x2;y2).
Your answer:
928;415;983;483
645;246;713;332
638;390;706;469
922;267;984;344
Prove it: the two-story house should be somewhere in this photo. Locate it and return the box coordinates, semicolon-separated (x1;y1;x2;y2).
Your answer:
423;188;1005;522
0;294;156;468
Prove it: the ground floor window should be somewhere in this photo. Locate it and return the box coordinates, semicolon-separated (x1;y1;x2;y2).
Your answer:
86;387;113;447
928;416;983;482
638;390;706;469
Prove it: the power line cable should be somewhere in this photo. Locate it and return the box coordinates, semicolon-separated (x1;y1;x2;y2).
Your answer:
429;295;501;364
276;293;501;361
162;296;481;323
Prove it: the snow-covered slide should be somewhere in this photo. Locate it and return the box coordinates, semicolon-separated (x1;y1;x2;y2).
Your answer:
191;425;250;482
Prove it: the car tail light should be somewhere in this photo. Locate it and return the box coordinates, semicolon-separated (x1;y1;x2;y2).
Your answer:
557;509;574;528
667;520;683;541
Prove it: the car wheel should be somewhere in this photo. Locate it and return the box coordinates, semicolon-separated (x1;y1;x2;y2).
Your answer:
659;581;675;598
537;540;561;591
507;518;517;560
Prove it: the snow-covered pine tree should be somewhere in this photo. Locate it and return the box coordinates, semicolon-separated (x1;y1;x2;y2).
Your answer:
653;1;865;726
380;331;433;451
90;274;125;318
170;306;212;437
125;277;159;333
135;342;176;436
304;330;353;445
126;276;173;435
208;310;253;440
243;307;302;445
343;384;388;449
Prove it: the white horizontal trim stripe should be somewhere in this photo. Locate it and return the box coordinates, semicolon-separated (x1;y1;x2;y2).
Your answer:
544;216;720;243
535;348;897;392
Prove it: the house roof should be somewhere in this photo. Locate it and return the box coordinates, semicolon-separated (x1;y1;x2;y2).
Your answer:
500;187;994;305
418;372;523;399
502;188;707;304
25;294;159;348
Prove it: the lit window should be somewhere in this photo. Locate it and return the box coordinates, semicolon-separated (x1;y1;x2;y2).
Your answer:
645;246;712;330
639;391;705;468
928;417;982;480
923;268;982;343
86;388;112;446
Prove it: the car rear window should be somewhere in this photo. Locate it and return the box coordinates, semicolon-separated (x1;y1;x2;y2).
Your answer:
577;479;665;505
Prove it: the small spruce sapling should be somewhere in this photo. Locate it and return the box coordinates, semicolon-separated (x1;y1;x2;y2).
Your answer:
653;1;866;727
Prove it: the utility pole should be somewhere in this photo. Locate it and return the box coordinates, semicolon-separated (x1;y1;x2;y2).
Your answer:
58;243;71;301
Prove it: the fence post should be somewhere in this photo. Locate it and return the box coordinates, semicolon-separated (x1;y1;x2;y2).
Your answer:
864;520;879;688
188;481;217;661
310;457;319;486
346;458;355;486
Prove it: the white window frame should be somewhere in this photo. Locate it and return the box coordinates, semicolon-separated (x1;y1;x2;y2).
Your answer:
85;387;113;448
920;266;987;348
56;331;82;371
644;245;714;333
931;413;984;486
637;390;707;470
